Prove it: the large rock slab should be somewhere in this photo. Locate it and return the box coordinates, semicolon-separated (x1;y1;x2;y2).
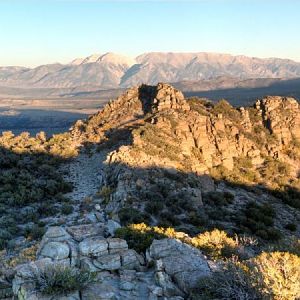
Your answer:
66;224;104;242
149;239;211;293
105;220;121;236
93;254;121;270
81;281;119;300
107;238;128;254
121;249;144;271
40;242;70;260
79;237;108;257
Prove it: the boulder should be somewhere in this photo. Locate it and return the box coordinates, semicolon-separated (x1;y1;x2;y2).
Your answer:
93;254;121;270
121;249;144;270
149;239;211;293
107;238;128;254
155;271;185;298
40;242;70;260
79;237;108;257
105;220;121;236
81;282;118;300
67;224;104;242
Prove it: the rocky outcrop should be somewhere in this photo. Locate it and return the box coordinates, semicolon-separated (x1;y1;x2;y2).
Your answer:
11;225;211;299
148;239;211;294
1;83;299;299
152;83;190;112
70;83;299;174
107;87;299;174
256;96;300;145
70;83;190;143
69;83;299;227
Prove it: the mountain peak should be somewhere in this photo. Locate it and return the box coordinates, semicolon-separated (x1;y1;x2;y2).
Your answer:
70;52;136;67
98;52;136;67
70;53;102;65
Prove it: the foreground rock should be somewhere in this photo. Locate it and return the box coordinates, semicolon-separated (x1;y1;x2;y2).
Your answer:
148;239;211;294
9;225;211;299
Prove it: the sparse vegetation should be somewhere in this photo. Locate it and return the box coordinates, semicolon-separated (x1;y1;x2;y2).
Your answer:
115;223;165;253
202;191;234;206
212;99;241;122
187;97;212;115
61;203;74;215
118;207;150;225
0;83;300;299
251;251;300;299
0;131;74;247
192;251;300;300
97;186;114;205
34;265;96;295
116;223;245;260
191;229;239;259
236;202;281;241
191;259;261;300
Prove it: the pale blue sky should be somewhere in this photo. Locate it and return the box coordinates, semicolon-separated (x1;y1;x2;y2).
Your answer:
0;0;299;67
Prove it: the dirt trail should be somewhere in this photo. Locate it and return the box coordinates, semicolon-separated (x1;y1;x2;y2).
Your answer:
62;150;108;202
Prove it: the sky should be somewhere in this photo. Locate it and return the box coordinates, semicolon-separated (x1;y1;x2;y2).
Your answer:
0;0;299;67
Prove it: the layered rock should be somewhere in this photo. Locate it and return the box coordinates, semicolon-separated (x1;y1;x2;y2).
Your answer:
105;86;300;174
11;225;211;299
256;96;300;145
148;239;211;294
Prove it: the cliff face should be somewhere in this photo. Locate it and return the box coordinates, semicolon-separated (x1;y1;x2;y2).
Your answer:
256;96;300;145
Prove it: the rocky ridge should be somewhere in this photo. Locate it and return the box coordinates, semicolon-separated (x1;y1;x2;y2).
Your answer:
66;82;300;237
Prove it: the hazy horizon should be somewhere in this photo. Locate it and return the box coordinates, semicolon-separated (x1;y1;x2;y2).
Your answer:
0;0;299;67
1;51;300;69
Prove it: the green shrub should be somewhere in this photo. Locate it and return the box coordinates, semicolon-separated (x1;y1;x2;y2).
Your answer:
97;186;114;205
192;252;300;300
0;129;76;251
236;202;281;241
145;201;164;214
118;207;150;225
115;223;189;253
61;204;74;215
278;187;300;209
191;229;239;259
262;159;291;187
34;265;96;295
159;211;181;226
25;225;45;241
285;223;297;232
191;260;260;300
115;224;164;253
187;97;212;115
203;191;234;206
251;251;300;300
37;203;59;217
212;99;241;122
187;211;208;227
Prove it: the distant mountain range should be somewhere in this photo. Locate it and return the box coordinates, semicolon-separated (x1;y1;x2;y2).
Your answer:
1;52;300;90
